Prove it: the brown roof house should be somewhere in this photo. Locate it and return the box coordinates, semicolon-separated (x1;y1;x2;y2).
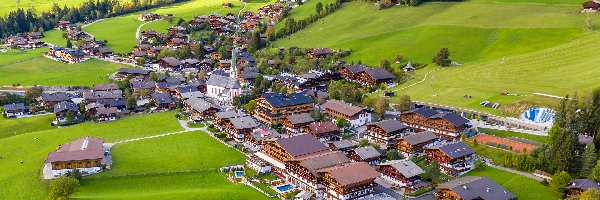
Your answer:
44;137;109;179
321;100;371;128
436;176;516;200
307;121;340;141
282;113;315;134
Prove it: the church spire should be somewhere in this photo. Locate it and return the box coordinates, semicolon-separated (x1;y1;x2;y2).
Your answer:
230;48;237;79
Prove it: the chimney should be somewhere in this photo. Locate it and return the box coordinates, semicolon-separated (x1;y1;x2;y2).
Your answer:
486;188;489;193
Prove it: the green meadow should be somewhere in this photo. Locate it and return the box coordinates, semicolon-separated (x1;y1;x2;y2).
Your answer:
0;114;56;140
0;0;130;16
274;0;337;30
464;166;558;200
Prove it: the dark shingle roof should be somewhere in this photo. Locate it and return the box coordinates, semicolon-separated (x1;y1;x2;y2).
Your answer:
229;116;259;130
378;160;424;178
372;120;406;133
364;68;395;80
565;179;600;191
321;100;365;117
4;103;25;111
53;101;78;113
275;134;329;158
428;142;475;159
401;131;438;145
354;146;382;160
308;121;339;135
261;93;313;108
438;176;516;200
285;113;315;125
42;92;70;102
151;93;174;104
118;68;150;75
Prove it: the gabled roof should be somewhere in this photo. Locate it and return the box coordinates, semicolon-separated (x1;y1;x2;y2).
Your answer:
96;107;118;116
321;100;365;117
427;142;475;159
363;68;395;80
285;113;315;125
331;140;356;150
371;120;406;133
261;93;313;108
53;101;78;113
403;107;469;126
118;68;150;75
131;80;156;89
159;57;183;67
342;64;368;73
293;151;350;178
378;160;424;178
317;162;380;186
229;116;259;130
565;179;600;191
42;92;70;102
151;93;174;104
184;98;220;113
401;131;438;145
215;110;243;119
46;137;104;163
206;74;241;89
177;86;199;94
354;146;382;160
93;83;119;91
274;134;329;159
4;103;25;111
438;176;516;200
83;90;123;100
249;128;281;142
307;121;339;134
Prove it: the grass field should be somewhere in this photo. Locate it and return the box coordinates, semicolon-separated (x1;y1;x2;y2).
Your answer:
0;57;125;86
274;0;337;30
0;0;130;16
464;166;558;200
39;30;68;46
478;127;547;143
0;112;183;199
0;114;55;140
85;0;276;53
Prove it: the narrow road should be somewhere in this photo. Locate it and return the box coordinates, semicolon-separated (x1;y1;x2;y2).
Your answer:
135;21;153;41
392;67;442;92
488;163;544;181
104;119;207;149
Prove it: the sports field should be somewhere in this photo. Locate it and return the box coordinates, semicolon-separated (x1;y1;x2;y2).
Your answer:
464;166;558;200
0;112;183;199
84;0;276;53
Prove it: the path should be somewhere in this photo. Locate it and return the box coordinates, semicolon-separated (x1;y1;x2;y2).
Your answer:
104;119;205;149
391;68;443;92
488;163;544;181
135;21;154;41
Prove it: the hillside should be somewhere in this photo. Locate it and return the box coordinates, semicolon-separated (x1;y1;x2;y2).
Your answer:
0;0;133;16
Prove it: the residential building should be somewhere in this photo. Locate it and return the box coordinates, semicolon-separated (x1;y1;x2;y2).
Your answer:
377;160;425;191
45;137;106;178
223;116;259;142
351;146;383;165
318;162;380;200
436;176;516;200
321;100;371;128
184;98;221;120
565;179;600;197
400;107;469;140
282;113;315;133
95;107;118;122
307;121;340;141
424;142;475;176
397;131;439;157
3;103;26;117
364;120;407;147
254;92;314;123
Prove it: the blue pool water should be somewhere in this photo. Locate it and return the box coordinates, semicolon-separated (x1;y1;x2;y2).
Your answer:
276;184;294;192
235;171;244;178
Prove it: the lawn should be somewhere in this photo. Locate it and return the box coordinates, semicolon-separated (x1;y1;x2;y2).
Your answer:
40;30;69;46
76;171;271;199
84;0;276;53
0;111;183;199
0;57;126;86
274;0;337;30
97;131;246;176
0;114;56;140
477;127;547;143
0;48;46;66
464;166;559;200
0;0;130;16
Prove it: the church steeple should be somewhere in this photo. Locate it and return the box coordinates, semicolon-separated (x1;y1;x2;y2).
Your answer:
230;48;237;79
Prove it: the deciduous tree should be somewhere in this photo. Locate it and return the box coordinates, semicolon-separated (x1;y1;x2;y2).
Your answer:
550;171;572;195
46;175;80;200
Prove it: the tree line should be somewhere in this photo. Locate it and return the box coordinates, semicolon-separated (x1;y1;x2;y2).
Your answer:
275;0;346;39
0;0;191;38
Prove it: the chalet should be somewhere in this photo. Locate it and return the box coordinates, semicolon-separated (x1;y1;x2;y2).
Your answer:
205;72;243;103
39;92;71;108
166;38;186;49
222;2;233;8
282;113;315;133
26;39;45;48
318;162;380;200
180;91;204;100
307;48;334;59
140;30;163;42
83;90;123;103
182;58;201;68
45;137;106;178
150;93;176;110
27;32;44;39
258;5;283;17
351;146;383;165
156;81;181;94
176;86;199;98
365;120;407;147
168;26;187;35
321;100;371;128
157;57;184;71
93;83;119;92
3;103;27;117
565;179;600;197
188;79;207;93
94;48;113;57
140;13;161;21
238;68;259;85
199;59;214;71
306;121;340;141
57;21;72;30
356;68;395;86
97;99;126;112
437;176;516;200
245;128;281;151
128;50;148;60
234;50;256;66
583;1;600;10
218;59;232;69
56;49;89;63
53;101;79;125
285;151;351;193
223;116;259;142
274;73;313;90
130;80;156;93
377;160;425;191
424;142;475;176
240;19;257;32
397;131;439;157
400;107;470;140
117;68;150;79
183;69;199;77
328;140;356;155
214;110;244;127
254;92;314;123
95;107;118;122
258;134;330;171
184;98;221;120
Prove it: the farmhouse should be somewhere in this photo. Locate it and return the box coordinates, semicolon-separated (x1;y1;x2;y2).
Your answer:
397;131;439;157
321;100;371;128
328;140;356;155
254;92;314;123
400;107;469;140
3;103;27;117
45;137;106;178
306;121;340;141
150;92;176;110
583;1;600;10
565;179;600;197
285;151;351;193
95;107;118;122
356;68;395;86
364;120;407;147
282;113;315;133
223;116;259;142
53;101;79;125
184;98;221;120
351;146;383;165
93;83;119;91
156;57;184;71
424;142;475;176
338;64;367;80
318;162;380;200
436;176;516;200
377;160;425;190
130;80;156;93
39;92;71;108
214;110;244;126
307;48;334;59
83;90;123;103
140;13;161;21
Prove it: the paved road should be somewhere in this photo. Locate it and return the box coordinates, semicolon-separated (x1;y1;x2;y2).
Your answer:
135;21;153;41
488;163;544;181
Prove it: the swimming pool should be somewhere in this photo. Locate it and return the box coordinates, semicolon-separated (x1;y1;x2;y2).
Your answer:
235;171;244;178
275;184;294;193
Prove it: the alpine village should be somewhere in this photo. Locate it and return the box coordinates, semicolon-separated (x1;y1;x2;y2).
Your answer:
2;0;600;200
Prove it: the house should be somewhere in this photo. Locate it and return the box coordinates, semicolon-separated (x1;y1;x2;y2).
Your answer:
257;134;330;172
83;90;123;103
223;116;259;142
285;151;351;193
222;2;233;8
140;13;161;21
188;79;207;93
184;98;221;120
176;86;199;99
93;83;119;91
328;140;356;155
306;121;340;141
182;58;201;68
356;68;395;86
53;101;79;125
565;179;600;197
436;176;516;200
318;162;380;200
117;68;150;79
3;103;27;117
57;21;72;30
400;107;470;140
338;64;368;80
205;72;243;103
157;57;184;71
365;120;407;148
245;128;281;151
150;93;176;110
130;80;156;93
397;131;439;157
254;92;314;123
583;1;600;10
424;142;475;176
377;160;425;191
306;48;334;59
214;110;243;126
40;92;71;108
97;99;126;112
321;100;371;128
45;137;106;178
180;91;204;100
27;32;44;39
95;107;118;122
351;146;383;165
282;113;315;133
